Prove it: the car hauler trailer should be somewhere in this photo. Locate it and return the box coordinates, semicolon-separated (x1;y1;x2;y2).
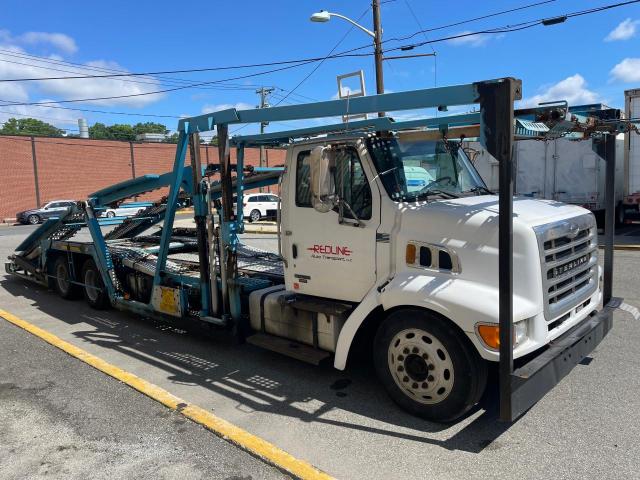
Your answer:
6;78;621;422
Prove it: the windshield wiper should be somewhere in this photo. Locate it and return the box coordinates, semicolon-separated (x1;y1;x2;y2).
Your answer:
411;188;459;201
464;186;494;195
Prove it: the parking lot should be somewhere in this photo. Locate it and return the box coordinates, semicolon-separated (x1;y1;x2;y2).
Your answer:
0;224;639;479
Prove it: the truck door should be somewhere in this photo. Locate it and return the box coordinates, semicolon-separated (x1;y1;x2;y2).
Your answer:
282;143;380;302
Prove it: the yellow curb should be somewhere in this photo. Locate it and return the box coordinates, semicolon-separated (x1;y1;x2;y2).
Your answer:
0;309;334;480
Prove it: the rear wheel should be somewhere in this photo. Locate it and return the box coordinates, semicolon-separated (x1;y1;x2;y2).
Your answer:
249;209;261;223
373;309;487;422
27;214;40;225
81;259;110;309
52;256;80;299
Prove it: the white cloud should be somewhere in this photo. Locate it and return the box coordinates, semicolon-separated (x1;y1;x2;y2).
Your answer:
35;59;165;107
0;101;80;130
201;102;254;113
18;32;78;54
610;58;640;82
604;18;639;41
447;31;491;47
0;31;167;124
520;74;600;107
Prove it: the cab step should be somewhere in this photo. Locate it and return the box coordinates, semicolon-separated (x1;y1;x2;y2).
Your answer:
246;333;331;365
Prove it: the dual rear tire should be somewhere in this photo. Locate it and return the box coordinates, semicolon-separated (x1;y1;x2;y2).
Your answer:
51;256;110;309
373;309;487;422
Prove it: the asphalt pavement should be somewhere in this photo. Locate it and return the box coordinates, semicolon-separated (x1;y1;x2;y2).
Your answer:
0;319;286;480
1;225;640;479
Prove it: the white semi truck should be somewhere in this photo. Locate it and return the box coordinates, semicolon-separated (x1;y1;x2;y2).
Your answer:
6;79;615;422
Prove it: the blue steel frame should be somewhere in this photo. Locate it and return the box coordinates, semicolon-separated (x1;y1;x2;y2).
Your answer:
171;80;507;324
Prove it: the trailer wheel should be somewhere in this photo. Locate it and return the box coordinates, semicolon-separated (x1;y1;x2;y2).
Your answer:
373;309;487;422
52;256;81;299
81;259;110;309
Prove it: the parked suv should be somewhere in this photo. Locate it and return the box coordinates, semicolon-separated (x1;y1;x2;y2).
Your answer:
16;200;76;225
234;193;279;222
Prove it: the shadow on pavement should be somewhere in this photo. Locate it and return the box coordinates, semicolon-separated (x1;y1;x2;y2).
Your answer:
1;275;516;453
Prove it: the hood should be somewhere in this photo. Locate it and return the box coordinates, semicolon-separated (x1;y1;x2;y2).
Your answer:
395;194;593;296
414;195;591;229
18;208;40;215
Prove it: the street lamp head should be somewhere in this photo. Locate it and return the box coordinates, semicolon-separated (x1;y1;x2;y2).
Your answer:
310;10;331;23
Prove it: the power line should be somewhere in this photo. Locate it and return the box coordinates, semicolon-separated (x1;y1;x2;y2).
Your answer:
274;6;371;106
0;0;636;114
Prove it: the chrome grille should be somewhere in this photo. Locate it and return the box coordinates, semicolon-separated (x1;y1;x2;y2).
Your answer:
534;214;598;321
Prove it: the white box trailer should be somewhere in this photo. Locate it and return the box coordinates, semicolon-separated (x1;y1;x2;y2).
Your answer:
625;88;640;208
468;135;627;223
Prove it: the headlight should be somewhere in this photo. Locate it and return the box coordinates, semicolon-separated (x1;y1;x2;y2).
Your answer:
476;319;529;351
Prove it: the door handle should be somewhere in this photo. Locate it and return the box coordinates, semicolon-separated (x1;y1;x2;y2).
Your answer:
292;244;298;259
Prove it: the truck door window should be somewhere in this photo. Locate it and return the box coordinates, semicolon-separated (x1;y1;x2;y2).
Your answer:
295;148;372;220
335;148;372;220
296;151;312;207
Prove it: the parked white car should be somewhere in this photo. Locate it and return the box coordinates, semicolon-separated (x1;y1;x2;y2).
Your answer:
101;202;152;218
234;193;279;222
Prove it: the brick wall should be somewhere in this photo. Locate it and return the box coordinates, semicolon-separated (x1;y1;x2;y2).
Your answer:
0;135;285;221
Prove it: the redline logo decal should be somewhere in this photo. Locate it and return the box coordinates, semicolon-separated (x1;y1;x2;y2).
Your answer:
306;245;352;256
306;244;353;263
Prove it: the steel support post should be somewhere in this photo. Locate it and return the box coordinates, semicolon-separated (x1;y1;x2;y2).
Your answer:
189;133;211;316
603;134;616;305
217;123;234;316
478;79;517;422
154;131;189;286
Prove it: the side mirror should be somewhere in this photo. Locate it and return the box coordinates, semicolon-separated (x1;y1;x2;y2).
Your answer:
308;146;337;213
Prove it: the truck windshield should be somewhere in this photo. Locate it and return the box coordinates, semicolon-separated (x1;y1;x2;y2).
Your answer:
365;135;487;202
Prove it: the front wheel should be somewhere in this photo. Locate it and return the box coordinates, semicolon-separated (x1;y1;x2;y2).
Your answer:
106;211;116;218
373;309;487;422
27;214;40;225
81;259;110;309
249;209;261;223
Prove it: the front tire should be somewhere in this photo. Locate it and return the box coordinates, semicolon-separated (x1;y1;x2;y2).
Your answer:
27;214;40;225
249;209;261;223
106;211;116;218
373;309;487;422
81;259;110;309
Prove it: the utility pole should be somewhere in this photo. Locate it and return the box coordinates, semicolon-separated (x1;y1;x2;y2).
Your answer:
372;0;385;116
256;87;274;191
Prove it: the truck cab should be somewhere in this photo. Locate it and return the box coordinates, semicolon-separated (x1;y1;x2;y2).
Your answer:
272;131;601;420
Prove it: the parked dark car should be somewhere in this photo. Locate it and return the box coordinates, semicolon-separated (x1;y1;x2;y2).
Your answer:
16;200;76;225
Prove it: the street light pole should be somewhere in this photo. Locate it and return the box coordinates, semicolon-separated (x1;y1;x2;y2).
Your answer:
310;5;385;115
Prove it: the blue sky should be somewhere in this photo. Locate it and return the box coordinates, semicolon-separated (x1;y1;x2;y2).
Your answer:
0;0;639;136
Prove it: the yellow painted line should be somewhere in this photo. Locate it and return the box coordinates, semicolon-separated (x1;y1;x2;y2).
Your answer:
0;309;334;480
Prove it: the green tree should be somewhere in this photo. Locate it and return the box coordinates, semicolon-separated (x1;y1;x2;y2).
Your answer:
89;122;169;141
209;136;219;146
0;118;64;137
162;132;180;144
89;122;135;141
133;122;168;136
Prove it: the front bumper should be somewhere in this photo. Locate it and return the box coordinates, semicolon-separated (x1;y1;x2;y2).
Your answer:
507;299;616;420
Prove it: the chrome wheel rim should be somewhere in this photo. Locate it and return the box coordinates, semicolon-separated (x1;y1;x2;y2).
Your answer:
28;215;39;224
387;328;455;405
250;210;260;222
85;269;99;302
56;263;69;293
